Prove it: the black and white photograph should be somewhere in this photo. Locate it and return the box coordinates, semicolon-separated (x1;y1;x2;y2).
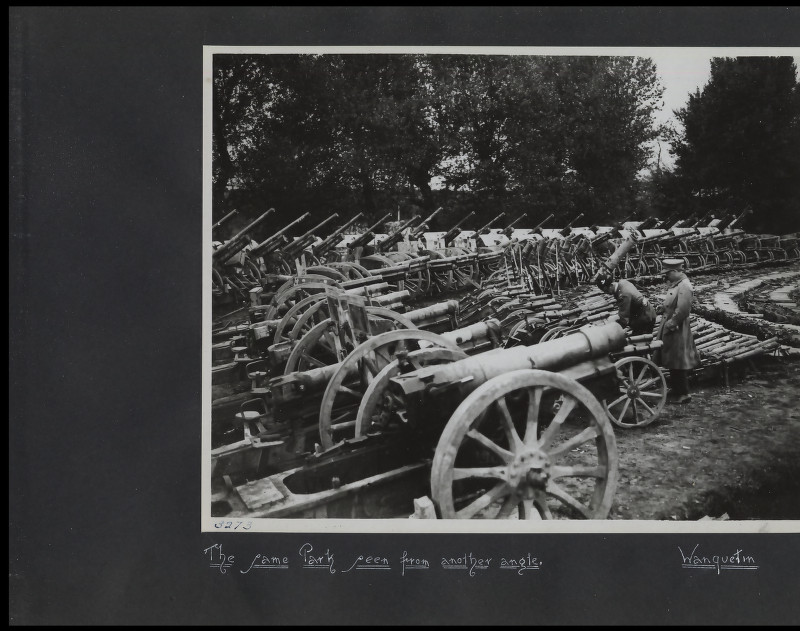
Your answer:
205;46;800;529
12;7;800;625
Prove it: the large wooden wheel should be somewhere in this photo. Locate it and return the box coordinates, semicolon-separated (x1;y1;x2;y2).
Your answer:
318;330;461;450
603;356;667;429
283;307;418;376
431;369;619;520
212;267;226;296
273;294;329;344
355;347;469;438
326;261;371;280
283;319;343;375
286;298;332;342
539;326;568;342
263;278;342;321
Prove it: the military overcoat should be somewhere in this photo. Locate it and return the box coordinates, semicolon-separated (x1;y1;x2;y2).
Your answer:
655;274;701;370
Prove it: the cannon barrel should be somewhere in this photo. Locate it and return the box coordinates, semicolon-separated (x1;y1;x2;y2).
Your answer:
655;211;680;229
566;212;585;228
390;321;626;398
661;227;699;241
476;212;506;235
531;213;555;232
711;213;732;229
404;300;460;324
601;237;638;271
634;229;673;246
348;212;393;250
375;215;421;252
212;209;238;232
212;208;276;262
728;208;753;230
228;208;275;243
502;212;528;236
590;230;614;246
250;212;312;257
711;229;744;244
311;212;365;257
691;210;714;228
409;207;444;239
281;234;316;259
271;319;503;398
559;212;585;236
281;214;340;257
673;213;697;229
638;217;659;231
442;210;477;246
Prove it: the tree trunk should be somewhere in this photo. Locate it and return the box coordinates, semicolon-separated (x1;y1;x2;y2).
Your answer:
409;169;435;212
360;171;376;214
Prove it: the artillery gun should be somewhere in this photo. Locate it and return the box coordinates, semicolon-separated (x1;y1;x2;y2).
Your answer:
502;212;528;238
212;208;275;265
212;209;276;302
212;209;239;234
408;207;444;241
312;213;365;260
279;214;340;264
214;321;669;520
559;213;585;237
374;215;421;253
476;212;506;237
442;210;477;247
249;212;311;260
347;213;393;252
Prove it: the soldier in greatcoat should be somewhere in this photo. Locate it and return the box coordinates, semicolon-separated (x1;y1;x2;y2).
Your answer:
654;258;701;403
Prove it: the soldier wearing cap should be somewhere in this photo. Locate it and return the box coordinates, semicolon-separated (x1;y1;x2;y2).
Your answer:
594;272;656;335
654;258;700;403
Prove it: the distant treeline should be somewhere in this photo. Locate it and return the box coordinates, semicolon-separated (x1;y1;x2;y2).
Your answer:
213;54;800;238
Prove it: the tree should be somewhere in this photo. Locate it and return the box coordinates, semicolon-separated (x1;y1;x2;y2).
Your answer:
213;53;667;229
552;56;664;221
671;57;800;234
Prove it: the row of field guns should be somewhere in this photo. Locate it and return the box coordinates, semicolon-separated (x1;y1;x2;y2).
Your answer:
212;206;799;306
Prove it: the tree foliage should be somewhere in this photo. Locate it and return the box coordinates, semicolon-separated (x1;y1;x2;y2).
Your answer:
213;54;665;231
669;56;800;234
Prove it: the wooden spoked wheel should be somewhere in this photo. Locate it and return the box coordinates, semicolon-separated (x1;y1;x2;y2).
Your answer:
283;308;418;375
287;298;332;342
263;278;342;321
354;347;469;439
402;265;432;296
539;326;568;342
212;267;226;295
603;356;667;429
273;294;329;344
283;319;344;375
318;330;461;450
326;261;371;280
431;369;619;520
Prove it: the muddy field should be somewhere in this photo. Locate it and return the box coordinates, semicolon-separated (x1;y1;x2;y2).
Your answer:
611;356;800;520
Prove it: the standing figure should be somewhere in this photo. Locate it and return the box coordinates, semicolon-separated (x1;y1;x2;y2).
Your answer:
655;258;700;403
594;272;656;335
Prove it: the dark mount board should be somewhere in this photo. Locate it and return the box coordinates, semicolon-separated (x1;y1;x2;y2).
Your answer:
9;7;800;625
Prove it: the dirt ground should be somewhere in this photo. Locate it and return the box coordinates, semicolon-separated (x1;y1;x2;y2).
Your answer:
610;356;800;520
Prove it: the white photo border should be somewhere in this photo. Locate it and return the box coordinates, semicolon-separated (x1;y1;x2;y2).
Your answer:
202;44;800;533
